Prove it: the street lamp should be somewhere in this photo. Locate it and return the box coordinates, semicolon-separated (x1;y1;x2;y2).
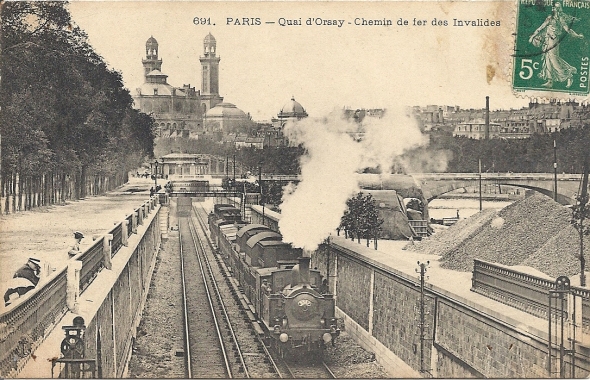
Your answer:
152;159;159;187
258;160;265;223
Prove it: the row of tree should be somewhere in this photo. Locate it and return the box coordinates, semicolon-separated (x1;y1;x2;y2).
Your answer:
1;2;155;213
421;126;590;174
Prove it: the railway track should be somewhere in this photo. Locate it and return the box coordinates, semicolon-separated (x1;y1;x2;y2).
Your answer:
179;214;244;377
193;203;341;379
284;360;336;379
192;204;287;378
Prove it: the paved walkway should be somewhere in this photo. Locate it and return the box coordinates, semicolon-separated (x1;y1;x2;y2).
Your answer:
0;177;155;291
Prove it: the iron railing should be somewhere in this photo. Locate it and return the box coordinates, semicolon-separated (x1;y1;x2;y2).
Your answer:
472;259;590;330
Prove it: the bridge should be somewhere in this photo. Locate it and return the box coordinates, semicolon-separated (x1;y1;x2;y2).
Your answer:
411;172;583;205
257;173;584;205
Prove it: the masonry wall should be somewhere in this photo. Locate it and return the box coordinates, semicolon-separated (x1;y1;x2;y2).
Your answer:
372;271;435;372
327;240;590;378
335;254;372;331
83;209;161;377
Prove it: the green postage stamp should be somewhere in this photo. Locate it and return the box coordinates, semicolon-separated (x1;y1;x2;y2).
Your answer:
513;0;590;96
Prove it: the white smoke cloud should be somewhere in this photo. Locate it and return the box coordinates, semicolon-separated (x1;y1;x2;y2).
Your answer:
278;106;428;251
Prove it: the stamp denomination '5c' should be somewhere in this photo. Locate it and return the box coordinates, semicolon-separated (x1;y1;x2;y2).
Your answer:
513;0;590;96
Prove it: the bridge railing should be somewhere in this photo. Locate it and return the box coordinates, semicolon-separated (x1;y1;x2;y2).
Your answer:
0;196;159;378
471;259;590;331
411;172;582;181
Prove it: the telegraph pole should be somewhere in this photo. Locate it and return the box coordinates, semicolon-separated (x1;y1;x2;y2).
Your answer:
479;159;483;211
415;261;432;377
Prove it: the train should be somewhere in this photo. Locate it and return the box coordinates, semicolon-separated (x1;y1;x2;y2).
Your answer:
208;203;340;357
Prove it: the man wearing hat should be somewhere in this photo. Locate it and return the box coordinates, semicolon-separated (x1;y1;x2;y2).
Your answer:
69;231;84;258
4;258;42;306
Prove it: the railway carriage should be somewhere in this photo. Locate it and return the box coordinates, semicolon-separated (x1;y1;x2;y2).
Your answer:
208;203;339;356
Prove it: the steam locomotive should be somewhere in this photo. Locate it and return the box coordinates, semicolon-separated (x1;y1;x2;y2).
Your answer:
208;204;339;356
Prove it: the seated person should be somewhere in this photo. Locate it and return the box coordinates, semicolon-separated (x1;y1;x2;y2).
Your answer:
4;258;42;307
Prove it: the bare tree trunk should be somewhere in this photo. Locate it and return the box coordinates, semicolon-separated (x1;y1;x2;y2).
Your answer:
17;172;22;212
61;173;66;203
4;174;10;214
26;176;32;210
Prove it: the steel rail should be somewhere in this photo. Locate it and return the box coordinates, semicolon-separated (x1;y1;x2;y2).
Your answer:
258;336;284;379
177;227;193;378
322;361;336;378
190;207;250;378
196;203;285;378
186;216;234;378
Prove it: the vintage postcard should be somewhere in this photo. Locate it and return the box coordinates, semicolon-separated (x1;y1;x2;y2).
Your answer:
2;0;590;379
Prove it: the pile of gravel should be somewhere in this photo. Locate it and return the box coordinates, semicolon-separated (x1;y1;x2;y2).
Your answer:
405;209;497;256
522;223;590;277
438;193;589;277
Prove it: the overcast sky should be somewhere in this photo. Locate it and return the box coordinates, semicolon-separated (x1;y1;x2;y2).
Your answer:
69;1;531;121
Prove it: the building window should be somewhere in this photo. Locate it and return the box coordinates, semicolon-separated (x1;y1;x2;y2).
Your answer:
153;88;158;95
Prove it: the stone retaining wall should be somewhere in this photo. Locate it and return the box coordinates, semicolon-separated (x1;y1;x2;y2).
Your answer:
313;239;590;378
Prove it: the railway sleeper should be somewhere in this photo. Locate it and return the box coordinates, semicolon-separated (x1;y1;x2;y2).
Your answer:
252;322;265;336
244;310;256;322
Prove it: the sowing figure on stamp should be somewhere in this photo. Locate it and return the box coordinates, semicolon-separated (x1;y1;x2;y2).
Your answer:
528;2;584;88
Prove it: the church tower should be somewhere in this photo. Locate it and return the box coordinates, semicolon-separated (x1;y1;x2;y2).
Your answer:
142;36;162;78
199;33;223;113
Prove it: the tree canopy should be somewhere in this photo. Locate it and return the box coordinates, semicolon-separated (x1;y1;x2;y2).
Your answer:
1;2;155;211
339;192;384;249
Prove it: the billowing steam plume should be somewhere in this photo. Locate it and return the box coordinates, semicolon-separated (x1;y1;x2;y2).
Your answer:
278;106;428;251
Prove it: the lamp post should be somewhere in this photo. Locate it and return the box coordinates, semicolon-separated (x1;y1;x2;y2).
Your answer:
233;154;236;190
152;159;159;187
258;160;265;223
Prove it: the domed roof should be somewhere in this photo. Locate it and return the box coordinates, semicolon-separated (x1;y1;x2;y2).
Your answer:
146;69;167;78
206;102;248;119
204;33;216;44
278;97;308;119
146;36;158;46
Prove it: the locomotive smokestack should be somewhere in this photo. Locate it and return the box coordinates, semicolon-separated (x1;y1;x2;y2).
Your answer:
485;96;490;140
298;256;311;286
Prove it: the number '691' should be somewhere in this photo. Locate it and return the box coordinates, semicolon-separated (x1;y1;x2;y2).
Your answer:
193;17;211;25
518;59;540;80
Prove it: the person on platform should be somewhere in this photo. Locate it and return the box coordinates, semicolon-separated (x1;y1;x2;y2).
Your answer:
69;231;84;258
4;258;42;306
261;279;271;295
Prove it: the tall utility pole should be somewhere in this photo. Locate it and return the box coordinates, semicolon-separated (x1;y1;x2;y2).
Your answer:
258;161;264;222
232;154;236;189
415;261;432;377
479;159;483;211
554;139;558;202
574;159;589;287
